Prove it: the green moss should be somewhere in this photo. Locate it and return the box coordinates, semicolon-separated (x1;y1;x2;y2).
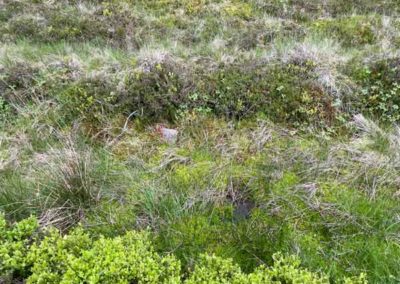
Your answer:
223;2;253;20
157;214;228;264
311;16;379;46
172;161;223;190
272;172;300;192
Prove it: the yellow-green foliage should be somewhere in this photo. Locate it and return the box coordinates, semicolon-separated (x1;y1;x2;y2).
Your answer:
187;253;367;283
27;228;93;283
0;215;39;278
185;254;248;283
61;232;181;283
0;215;367;283
223;2;253;20
311;16;379;46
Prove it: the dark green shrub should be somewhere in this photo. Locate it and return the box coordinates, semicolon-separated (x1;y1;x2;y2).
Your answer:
0;63;42;104
97;1;144;48
255;0;397;20
0;1;29;23
120;62;184;121
58;77;118;123
1;58;339;127
351;57;400;122
45;10;101;41
5;15;45;38
188;60;338;126
197;64;269;118
225;19;306;50
0;97;11;123
263;62;336;126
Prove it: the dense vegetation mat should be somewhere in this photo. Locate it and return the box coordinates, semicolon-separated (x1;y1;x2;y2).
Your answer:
1;0;400;283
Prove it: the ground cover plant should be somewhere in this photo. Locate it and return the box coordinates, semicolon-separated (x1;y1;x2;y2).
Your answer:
1;0;400;283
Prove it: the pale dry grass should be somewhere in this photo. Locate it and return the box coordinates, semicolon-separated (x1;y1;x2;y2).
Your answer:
316;115;400;198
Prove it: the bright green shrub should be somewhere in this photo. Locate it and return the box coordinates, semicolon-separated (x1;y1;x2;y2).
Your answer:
27;227;92;283
62;232;181;284
24;224;180;283
186;253;367;283
0;215;39;279
254;253;329;283
0;215;369;283
0;215;180;283
185;254;248;283
248;252;366;283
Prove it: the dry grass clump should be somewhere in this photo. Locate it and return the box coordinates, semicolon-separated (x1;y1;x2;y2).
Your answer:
31;137;99;229
1;132;127;231
315;115;400;197
276;37;355;100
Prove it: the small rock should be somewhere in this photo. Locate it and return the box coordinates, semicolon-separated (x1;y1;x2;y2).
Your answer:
156;124;178;144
